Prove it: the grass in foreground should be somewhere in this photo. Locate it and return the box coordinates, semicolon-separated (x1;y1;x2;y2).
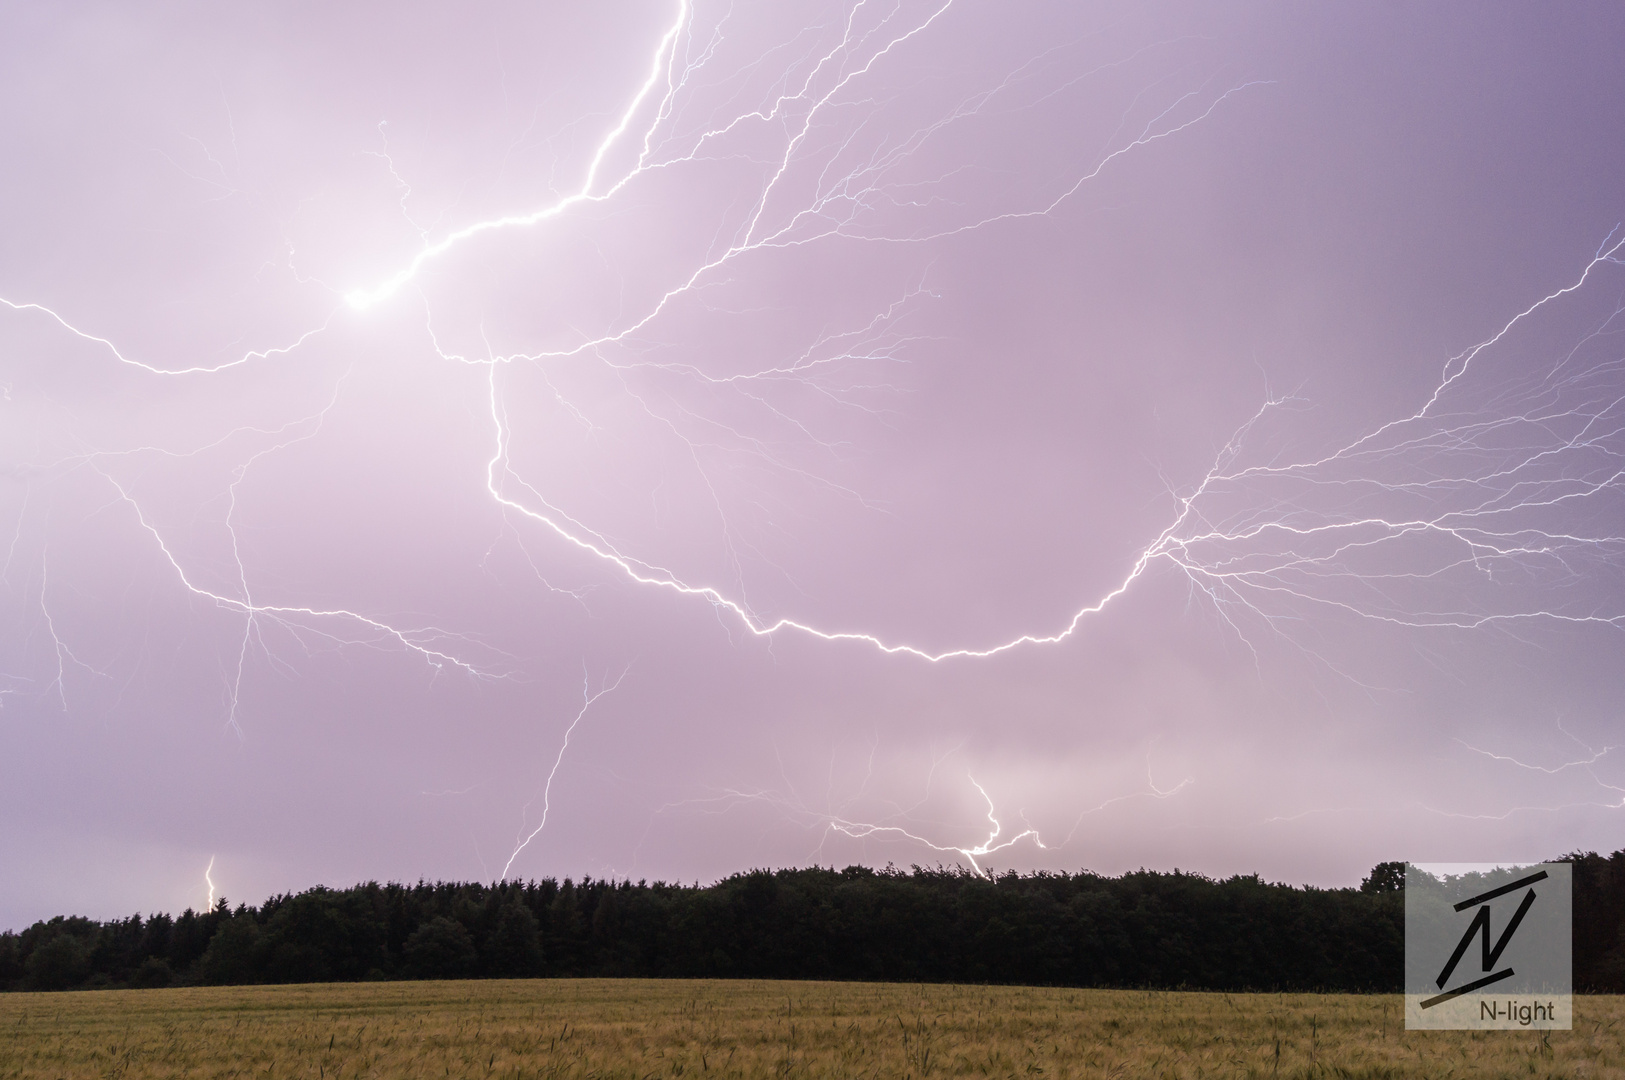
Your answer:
0;980;1620;1079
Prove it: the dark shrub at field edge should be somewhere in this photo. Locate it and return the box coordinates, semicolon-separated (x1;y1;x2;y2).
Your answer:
2;850;1620;993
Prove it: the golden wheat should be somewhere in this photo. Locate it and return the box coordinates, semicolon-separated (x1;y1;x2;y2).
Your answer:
0;980;1620;1079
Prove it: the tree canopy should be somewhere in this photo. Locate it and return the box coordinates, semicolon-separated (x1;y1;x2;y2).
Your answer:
3;851;1619;993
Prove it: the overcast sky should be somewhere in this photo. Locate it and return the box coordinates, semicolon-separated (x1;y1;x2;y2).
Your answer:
3;0;1624;930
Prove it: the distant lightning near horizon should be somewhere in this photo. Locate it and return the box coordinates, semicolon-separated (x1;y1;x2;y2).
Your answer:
501;665;629;879
3;0;1623;887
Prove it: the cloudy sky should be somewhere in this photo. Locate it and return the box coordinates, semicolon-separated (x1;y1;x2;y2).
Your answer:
3;0;1623;929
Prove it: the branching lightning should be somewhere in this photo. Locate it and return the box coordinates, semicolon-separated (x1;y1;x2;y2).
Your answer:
5;0;1624;879
664;751;1193;877
1;1;1272;693
501;665;629;880
9;0;1236;705
0;297;336;377
365;1;1625;669
822;777;1044;876
1442;721;1625;818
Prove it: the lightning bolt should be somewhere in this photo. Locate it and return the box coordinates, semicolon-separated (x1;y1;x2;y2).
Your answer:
3;2;1258;717
2;1;1267;696
501;665;629;880
9;6;1620;679
821;776;1045;876
667;774;1045;876
5;1;1623;869
482;231;1625;665
1438;721;1625;818
664;750;1192;878
379;1;1625;670
38;553;100;711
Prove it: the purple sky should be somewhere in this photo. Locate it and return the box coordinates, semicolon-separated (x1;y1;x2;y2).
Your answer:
4;1;1624;930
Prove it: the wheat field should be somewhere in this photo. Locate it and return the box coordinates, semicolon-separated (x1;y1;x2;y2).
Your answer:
1;980;1620;1079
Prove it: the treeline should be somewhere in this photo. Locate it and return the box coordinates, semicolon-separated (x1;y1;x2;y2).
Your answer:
3;851;1620;993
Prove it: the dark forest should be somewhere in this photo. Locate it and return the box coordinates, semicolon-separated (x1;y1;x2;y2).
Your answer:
4;851;1621;994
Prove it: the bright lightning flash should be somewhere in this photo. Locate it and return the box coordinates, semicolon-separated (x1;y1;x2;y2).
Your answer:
3;0;1623;872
